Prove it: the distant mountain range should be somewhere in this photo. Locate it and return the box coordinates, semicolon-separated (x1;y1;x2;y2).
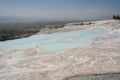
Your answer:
0;16;37;23
0;16;112;23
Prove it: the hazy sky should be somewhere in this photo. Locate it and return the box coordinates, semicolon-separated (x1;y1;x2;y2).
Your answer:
0;0;120;20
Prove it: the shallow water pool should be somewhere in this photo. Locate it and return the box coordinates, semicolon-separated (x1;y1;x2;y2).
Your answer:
110;23;120;38
66;73;120;80
112;23;120;29
0;28;107;53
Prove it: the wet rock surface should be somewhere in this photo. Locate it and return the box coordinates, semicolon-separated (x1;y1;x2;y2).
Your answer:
66;73;120;80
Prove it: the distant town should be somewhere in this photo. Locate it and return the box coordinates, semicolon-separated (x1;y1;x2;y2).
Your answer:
0;23;64;41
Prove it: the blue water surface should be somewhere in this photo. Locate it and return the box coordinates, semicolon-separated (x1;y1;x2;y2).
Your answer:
0;28;108;53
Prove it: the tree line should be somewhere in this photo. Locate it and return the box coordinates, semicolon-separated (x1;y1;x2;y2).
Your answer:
113;15;120;20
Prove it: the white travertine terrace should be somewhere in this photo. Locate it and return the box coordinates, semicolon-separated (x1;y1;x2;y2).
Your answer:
0;20;120;80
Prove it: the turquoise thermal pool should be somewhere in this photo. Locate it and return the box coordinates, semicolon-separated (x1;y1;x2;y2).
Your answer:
0;28;108;53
